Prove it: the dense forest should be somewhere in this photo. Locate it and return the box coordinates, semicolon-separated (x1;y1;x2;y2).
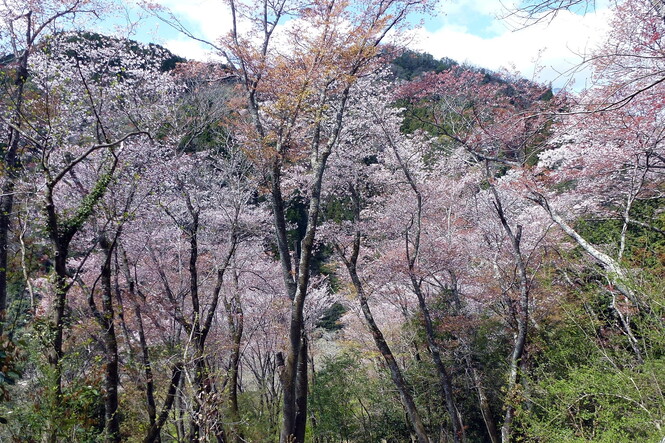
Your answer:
0;0;663;442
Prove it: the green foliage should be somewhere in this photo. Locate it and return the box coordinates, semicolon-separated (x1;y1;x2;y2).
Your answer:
175;83;235;153
575;198;665;271
0;334;23;427
60;162;116;240
323;195;354;224
0;323;104;442
238;389;281;442
391;50;457;80
310;352;362;441
310;351;412;442
403;309;509;441
315;302;347;331
516;273;665;442
519;357;665;442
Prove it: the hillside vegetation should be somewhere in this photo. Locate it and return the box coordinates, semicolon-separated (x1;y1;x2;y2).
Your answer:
0;0;663;442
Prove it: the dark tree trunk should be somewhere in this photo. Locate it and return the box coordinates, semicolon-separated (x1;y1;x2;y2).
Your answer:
98;235;120;442
180;197;237;442
487;171;529;443
227;332;243;443
293;335;308;443
224;270;244;443
343;258;430;443
410;277;465;443
42;153;118;442
336;187;430;443
45;244;69;443
0;181;15;335
136;303;157;434
278;87;352;443
471;365;499;443
120;246;158;435
449;273;499;443
186;209;204;442
188;342;209;442
386;129;464;443
144;363;184;443
175;373;186;441
0;47;29;335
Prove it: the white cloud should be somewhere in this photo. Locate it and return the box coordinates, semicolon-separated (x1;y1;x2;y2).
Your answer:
159;0;233;43
440;0;502;17
144;0;613;90
412;7;613;90
162;38;218;61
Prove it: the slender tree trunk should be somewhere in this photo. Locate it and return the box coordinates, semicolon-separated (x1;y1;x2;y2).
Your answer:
410;277;464;443
343;258;430;442
136;302;158;433
180;199;236;442
45;247;68;443
0;181;15;335
488;176;529;443
385;127;464;443
278;86;352;443
176;373;186;442
307;341;318;441
470;365;499;443
42;154;119;441
0;46;29;335
188;342;206;442
144;363;184;443
120;247;158;436
99;235;120;442
225;270;244;443
271;153;301;442
293;335;308;443
448;271;498;443
183;207;205;442
227;331;243;443
530;192;639;306
336;187;430;443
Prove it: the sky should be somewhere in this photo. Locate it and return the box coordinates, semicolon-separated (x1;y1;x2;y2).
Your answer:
118;0;613;91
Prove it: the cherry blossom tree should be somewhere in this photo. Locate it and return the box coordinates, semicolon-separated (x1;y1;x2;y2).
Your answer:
321;75;432;443
11;31;178;441
398;65;561;443
212;0;435;440
0;0;112;334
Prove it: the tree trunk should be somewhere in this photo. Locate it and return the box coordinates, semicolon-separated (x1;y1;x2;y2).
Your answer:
99;235;120;442
188;342;206;442
45;247;69;443
136;302;158;436
386;128;464;443
183;207;206;442
342;254;430;443
531;192;639;306
449;271;498;443
336;187;431;443
410;277;464;443
227;331;243;443
42;152;119;441
225;270;244;443
293;335;308;443
488;178;529;443
144;363;183;443
471;365;499;443
120;246;158;436
0;46;29;335
0;181;15;335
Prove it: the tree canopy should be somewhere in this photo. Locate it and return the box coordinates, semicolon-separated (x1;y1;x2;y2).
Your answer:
0;0;663;442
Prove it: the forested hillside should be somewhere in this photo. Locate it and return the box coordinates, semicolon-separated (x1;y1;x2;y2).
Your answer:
0;0;663;442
